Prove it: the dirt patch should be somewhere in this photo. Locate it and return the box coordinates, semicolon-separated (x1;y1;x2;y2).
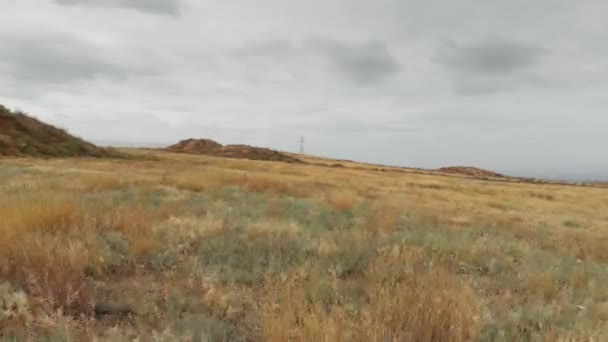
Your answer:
0;134;18;156
167;139;302;163
437;166;505;178
0;115;14;131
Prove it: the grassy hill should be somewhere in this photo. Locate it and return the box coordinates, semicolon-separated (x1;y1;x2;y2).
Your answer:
1;148;608;340
0;104;120;158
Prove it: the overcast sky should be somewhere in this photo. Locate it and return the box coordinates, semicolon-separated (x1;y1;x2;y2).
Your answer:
1;0;607;180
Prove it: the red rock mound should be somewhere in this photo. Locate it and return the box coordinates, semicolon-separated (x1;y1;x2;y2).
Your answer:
167;139;302;163
437;166;505;178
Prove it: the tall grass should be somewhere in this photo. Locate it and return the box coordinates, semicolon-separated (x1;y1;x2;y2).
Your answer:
261;267;478;342
1;150;607;340
0;195;94;311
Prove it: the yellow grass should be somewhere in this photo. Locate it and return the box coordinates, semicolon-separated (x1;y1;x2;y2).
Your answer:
326;189;359;211
261;267;478;342
1;149;607;340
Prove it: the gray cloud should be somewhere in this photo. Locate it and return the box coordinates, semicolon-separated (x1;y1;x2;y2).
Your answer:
53;0;181;16
0;31;151;87
305;38;401;85
450;73;575;96
2;1;608;180
435;37;546;75
230;39;295;59
228;38;401;86
433;37;550;94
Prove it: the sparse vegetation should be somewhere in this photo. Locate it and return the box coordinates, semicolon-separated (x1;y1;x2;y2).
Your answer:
0;105;121;158
1;145;607;340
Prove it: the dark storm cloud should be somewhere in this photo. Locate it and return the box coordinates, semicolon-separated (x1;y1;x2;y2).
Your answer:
305;38;401;85
0;31;147;85
435;37;546;75
52;0;181;16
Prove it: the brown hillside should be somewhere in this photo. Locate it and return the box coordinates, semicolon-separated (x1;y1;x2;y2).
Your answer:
437;166;505;178
166;138;223;154
0;105;120;158
167;138;302;163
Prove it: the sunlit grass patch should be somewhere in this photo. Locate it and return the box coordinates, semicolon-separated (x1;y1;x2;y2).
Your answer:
364;195;406;232
0;195;82;236
1;235;95;313
261;267;479;342
326;189;358;212
0;194;97;311
364;268;479;342
154;214;226;249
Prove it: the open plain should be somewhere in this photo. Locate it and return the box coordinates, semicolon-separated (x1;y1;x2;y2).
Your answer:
1;148;608;341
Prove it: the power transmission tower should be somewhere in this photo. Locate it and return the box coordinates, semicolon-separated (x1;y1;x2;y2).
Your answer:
299;136;305;154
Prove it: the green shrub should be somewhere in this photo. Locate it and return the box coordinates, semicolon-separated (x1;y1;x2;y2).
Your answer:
563;220;581;228
95;232;130;275
197;230;313;283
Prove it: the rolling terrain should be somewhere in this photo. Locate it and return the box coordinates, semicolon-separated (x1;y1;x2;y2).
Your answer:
1;111;608;341
1;147;607;341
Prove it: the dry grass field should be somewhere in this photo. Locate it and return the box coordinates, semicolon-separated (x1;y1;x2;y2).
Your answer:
1;149;608;341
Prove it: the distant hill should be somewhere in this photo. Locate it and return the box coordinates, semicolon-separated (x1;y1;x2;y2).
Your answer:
436;166;505;178
167;138;302;163
0;105;121;158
